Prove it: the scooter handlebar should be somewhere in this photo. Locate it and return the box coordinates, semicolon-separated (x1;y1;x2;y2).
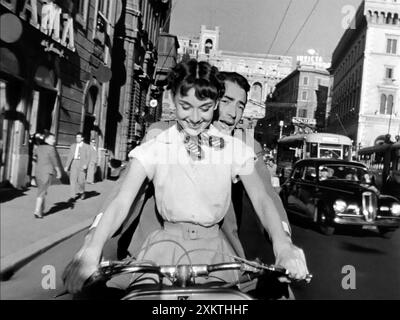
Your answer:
88;260;312;286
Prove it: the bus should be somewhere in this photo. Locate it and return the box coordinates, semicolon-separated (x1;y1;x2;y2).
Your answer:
277;133;352;179
358;142;400;200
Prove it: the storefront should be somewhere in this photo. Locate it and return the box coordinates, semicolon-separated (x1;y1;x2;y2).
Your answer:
0;0;75;187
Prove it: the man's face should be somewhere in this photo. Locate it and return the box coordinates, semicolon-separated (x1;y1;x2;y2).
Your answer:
174;88;217;136
76;134;83;144
215;80;247;133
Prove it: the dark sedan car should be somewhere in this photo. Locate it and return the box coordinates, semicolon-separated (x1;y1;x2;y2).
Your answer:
279;159;400;237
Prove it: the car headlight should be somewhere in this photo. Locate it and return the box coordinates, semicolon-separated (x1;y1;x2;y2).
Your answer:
391;203;400;216
333;200;347;213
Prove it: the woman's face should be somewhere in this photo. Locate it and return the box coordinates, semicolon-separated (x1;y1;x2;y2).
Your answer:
174;88;217;136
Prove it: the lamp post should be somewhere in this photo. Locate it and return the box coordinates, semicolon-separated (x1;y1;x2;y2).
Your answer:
279;120;284;139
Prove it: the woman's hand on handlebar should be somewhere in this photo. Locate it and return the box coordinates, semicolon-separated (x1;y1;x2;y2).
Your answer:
273;242;309;283
62;247;99;294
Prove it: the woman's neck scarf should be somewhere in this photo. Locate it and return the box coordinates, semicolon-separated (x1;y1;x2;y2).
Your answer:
177;122;225;161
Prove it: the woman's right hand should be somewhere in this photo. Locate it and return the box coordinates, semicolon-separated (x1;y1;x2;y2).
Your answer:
62;247;99;294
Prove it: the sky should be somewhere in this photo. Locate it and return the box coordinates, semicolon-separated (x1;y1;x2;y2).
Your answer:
170;0;363;61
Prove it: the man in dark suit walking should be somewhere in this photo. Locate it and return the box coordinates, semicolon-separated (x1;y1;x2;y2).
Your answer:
64;132;90;201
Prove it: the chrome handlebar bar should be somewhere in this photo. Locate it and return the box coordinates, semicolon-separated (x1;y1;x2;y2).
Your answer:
85;260;312;287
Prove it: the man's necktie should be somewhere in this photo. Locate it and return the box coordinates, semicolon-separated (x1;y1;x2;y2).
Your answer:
177;123;225;161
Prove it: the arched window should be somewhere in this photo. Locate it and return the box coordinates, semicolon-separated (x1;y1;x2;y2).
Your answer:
204;39;213;54
380;94;387;114
387;95;394;114
250;82;263;103
83;86;100;142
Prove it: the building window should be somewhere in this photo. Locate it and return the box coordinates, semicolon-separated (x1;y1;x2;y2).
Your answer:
99;0;110;18
385;67;394;79
250;82;263;103
301;91;308;101
380;94;395;114
303;76;309;85
388;95;394;114
298;109;307;118
204;39;213;54
386;38;397;54
76;0;89;28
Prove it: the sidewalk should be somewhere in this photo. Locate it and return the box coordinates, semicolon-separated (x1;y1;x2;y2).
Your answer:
0;179;118;280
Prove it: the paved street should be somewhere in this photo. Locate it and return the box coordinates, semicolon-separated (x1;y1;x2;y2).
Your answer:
0;179;118;279
239;197;400;300
1;194;399;300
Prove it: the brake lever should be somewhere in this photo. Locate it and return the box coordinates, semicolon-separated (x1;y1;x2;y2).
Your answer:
266;264;313;284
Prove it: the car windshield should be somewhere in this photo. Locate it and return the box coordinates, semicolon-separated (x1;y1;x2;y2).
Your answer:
318;164;370;183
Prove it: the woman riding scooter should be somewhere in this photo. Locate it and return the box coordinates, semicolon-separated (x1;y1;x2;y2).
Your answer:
62;59;309;296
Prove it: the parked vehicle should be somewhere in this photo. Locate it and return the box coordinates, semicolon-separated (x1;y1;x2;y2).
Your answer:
279;159;400;237
358;141;400;200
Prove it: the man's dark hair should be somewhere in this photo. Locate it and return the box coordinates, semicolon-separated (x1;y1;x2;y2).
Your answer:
76;132;83;137
219;71;250;93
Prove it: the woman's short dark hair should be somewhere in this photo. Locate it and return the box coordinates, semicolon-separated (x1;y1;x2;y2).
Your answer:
167;59;225;101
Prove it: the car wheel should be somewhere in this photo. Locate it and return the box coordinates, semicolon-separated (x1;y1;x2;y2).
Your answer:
378;227;396;239
317;207;335;236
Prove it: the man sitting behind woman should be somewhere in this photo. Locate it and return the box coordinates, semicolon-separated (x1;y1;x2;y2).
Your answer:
63;59;309;294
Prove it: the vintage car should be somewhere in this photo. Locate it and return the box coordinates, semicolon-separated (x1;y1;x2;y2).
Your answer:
279;159;400;237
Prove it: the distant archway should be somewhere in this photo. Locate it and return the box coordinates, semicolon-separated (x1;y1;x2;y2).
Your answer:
250;82;262;103
204;39;213;54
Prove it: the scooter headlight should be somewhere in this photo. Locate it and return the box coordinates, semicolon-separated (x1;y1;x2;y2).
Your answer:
391;203;400;216
333;200;347;213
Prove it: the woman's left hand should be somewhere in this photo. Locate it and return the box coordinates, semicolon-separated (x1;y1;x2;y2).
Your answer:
274;243;309;283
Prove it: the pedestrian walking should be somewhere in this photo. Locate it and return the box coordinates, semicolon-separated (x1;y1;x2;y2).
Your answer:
33;132;62;218
64;132;90;201
87;139;98;184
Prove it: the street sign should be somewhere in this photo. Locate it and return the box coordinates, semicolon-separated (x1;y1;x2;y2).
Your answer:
292;117;316;126
149;99;158;108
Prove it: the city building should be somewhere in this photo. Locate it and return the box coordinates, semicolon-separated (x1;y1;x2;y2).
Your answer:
327;0;400;149
0;0;117;188
106;0;177;161
257;57;331;147
162;25;293;127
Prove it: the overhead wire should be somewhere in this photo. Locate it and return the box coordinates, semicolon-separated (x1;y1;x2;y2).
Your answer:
284;0;320;56
267;0;294;55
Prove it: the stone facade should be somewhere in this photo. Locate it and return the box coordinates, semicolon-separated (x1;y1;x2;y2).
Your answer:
327;0;400;149
164;25;293;125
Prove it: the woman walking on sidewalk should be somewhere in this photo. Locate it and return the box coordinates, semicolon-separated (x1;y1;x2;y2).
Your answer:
33;132;63;218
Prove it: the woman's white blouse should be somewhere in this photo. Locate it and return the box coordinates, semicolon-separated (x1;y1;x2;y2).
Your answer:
129;125;256;227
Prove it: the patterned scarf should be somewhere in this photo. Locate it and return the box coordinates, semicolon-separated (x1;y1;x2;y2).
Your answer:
177;123;225;160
